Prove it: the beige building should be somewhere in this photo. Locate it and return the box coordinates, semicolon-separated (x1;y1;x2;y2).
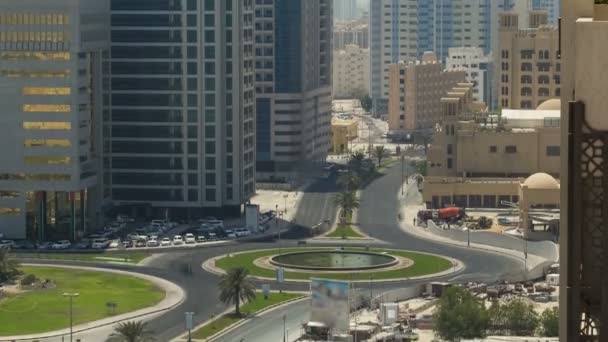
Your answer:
330;116;358;154
333;19;369;49
333;44;370;99
388;52;466;133
498;11;561;109
423;80;561;209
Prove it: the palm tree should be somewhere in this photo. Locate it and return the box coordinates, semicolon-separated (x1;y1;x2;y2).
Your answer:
106;321;155;342
333;191;360;220
337;172;360;192
0;247;20;283
372;145;390;166
348;151;366;175
219;267;257;317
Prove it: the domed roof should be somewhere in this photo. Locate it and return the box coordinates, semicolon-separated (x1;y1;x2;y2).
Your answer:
536;99;561;111
523;173;559;190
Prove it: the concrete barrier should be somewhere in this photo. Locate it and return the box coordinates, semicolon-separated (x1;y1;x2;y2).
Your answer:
370;285;425;309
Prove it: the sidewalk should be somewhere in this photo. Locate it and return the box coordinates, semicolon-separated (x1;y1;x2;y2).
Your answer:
1;264;185;342
397;182;547;273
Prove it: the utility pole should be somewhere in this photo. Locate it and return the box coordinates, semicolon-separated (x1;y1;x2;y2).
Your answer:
283;313;287;342
401;154;405;195
63;292;79;342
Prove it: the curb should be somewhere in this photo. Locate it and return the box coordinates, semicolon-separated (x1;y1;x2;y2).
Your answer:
0;264;186;342
202;248;464;284
173;294;309;342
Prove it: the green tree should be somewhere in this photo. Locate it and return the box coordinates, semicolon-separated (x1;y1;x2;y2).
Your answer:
433;286;489;341
333;191;360;220
348;151;366;175
410;160;428;177
359;94;372;113
499;298;539;336
372;145;390;166
0;247;20;283
106;321;155;342
219;267;257;316
337;172;360;192
539;307;559;337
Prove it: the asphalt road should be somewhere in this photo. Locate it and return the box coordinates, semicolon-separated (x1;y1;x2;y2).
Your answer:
22;167;520;341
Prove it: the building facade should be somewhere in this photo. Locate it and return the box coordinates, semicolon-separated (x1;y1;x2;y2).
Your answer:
0;0;109;240
330;116;358;154
334;0;358;21
532;0;560;25
498;12;560;109
446;47;494;105
254;0;332;182
333;44;369;99
387;53;466;132
106;0;256;219
333;19;368;49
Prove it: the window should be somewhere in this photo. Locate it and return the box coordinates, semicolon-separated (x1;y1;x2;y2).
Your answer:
447;158;453;169
447;144;453;155
546;146;560;156
505;145;517;153
489;146;497;153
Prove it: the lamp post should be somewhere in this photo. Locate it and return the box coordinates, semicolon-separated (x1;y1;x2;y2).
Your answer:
369;275;373;308
63;292;79;342
467;227;470;247
278;211;284;255
283;194;288;214
283;313;287;342
401;154;405;195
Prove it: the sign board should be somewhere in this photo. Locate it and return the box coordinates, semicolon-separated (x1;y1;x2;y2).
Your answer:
185;312;194;330
262;284;270;299
245;204;260;232
276;267;284;283
310;279;350;333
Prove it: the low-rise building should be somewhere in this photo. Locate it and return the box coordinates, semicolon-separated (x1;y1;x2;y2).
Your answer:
333;18;369;49
331;116;358;154
333;44;370;99
423;83;561;209
388;52;466;133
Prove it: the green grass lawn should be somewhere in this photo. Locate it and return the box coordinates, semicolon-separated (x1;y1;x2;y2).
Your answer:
0;266;165;336
215;247;452;281
14;252;150;264
325;224;366;238
191;292;302;340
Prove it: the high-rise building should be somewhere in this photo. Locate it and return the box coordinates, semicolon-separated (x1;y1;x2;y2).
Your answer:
532;0;560;25
106;0;256;218
333;44;369;99
334;0;357;21
333;19;368;49
0;0;109;240
370;0;493;114
498;11;560;109
446;47;494;105
254;0;332;182
387;52;466;132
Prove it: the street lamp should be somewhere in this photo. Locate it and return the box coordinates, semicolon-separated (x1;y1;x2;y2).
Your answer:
401;154;405;196
283;194;288;214
278;211;284;255
369;275;373;308
63;292;79;342
283;313;287;342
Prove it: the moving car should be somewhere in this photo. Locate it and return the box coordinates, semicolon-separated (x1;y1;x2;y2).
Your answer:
160;237;171;246
184;233;196;244
172;235;184;245
52;240;71;250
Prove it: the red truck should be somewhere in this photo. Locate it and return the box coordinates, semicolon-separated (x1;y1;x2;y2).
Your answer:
417;207;466;223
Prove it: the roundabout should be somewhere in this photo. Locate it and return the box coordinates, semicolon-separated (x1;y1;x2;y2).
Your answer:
206;247;459;282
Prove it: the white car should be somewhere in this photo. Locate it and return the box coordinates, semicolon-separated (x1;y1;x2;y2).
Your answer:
224;230;237;239
108;239;121;248
91;238;109;249
160;237;171;246
196;235;206;243
172;235;184;245
234;228;251;237
0;240;16;248
147;239;159;247
184;233;196;244
52;240;71;249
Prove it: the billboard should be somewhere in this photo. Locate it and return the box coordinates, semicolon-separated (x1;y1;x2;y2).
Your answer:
245;204;260;231
310;279;350;333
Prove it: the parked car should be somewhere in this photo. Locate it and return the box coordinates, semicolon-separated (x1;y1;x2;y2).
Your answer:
234;228;251;237
108;240;121;248
135;239;147;247
73;239;91;249
224;230;237;239
52;240;71;250
184;233;196;244
37;241;53;250
117;215;135;223
160;237;172;246
0;240;16;248
14;240;36;250
196;235;206;243
121;240;133;248
172;235;184;245
208;232;217;240
91;238;109;249
147;239;159;247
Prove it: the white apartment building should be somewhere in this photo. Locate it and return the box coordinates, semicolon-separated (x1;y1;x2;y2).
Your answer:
0;0;109;240
333;44;369;99
106;0;256;219
254;0;332;182
446;47;494;105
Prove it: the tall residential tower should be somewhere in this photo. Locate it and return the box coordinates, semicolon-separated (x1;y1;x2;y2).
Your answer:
254;0;332;182
0;0;109;239
105;0;256;218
